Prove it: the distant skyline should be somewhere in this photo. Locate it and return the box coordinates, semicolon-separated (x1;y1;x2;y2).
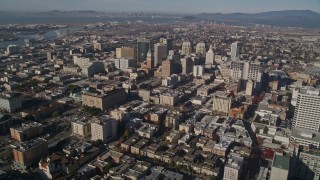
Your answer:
0;0;319;13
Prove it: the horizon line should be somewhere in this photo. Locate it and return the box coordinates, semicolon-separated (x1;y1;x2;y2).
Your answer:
0;9;319;14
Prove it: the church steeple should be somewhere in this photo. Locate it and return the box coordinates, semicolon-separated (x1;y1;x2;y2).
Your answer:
208;44;213;53
147;48;152;57
146;47;153;69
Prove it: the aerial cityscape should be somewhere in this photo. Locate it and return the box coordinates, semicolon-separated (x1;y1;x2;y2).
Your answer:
0;0;320;180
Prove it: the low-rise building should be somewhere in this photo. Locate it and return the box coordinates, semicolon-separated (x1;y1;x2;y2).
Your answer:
136;123;159;139
13;138;48;167
121;136;140;152
144;166;183;180
160;93;178;106
223;153;244;180
270;152;290;180
82;88;127;111
71;119;91;138
10;122;44;142
0;92;22;113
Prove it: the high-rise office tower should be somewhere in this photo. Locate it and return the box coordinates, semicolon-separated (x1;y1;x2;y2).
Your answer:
293;87;320;132
137;38;150;63
230;61;261;82
205;45;215;65
116;47;136;60
181;41;192;56
196;42;206;55
181;57;193;74
161;59;173;77
168;50;182;74
154;43;167;66
193;65;204;77
146;48;154;69
230;42;239;61
160;38;173;50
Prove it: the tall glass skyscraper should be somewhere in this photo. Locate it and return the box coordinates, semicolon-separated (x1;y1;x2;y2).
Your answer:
137;38;150;64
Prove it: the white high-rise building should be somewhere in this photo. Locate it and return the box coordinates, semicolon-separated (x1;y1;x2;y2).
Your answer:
292;87;320;132
245;80;254;96
181;41;192;56
230;42;239;61
113;58;134;70
223;153;244;180
193;65;204;77
230;61;261;82
205;44;215;65
154;43;168;66
91;115;117;143
196;42;206;55
71;120;91;138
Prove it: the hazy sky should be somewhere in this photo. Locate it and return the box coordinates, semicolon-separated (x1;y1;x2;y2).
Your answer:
0;0;319;13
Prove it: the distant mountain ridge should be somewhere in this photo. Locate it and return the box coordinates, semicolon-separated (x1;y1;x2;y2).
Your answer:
0;10;319;28
194;10;320;28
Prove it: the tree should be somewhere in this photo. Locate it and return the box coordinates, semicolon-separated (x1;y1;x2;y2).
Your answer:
255;128;260;134
23;114;35;121
122;130;129;140
52;110;61;118
82;106;101;116
285;92;292;98
68;85;81;94
263;126;269;134
210;176;217;180
157;174;166;180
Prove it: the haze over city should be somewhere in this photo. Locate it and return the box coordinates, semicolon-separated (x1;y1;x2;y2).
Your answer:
0;0;320;180
0;0;319;13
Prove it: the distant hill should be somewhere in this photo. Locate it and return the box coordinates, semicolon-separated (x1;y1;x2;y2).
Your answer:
0;10;319;28
35;10;102;17
194;10;320;28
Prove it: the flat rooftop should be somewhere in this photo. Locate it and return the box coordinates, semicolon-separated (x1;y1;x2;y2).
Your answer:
291;127;320;142
272;153;289;170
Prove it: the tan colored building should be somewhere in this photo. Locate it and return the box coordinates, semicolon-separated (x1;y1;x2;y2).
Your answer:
269;80;279;91
116;47;136;60
131;138;149;155
146;49;154;69
82;88;127;111
138;89;151;102
62;65;81;75
160;93;178;106
71;120;91;138
13;138;47;167
245;80;254;96
154;43;167;66
181;57;193;74
179;123;194;133
91;116;117;143
149;110;167;124
161;59;173;77
120;136;140;152
10;122;44;142
165;111;182;129
109;109;129;122
212;91;232;116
